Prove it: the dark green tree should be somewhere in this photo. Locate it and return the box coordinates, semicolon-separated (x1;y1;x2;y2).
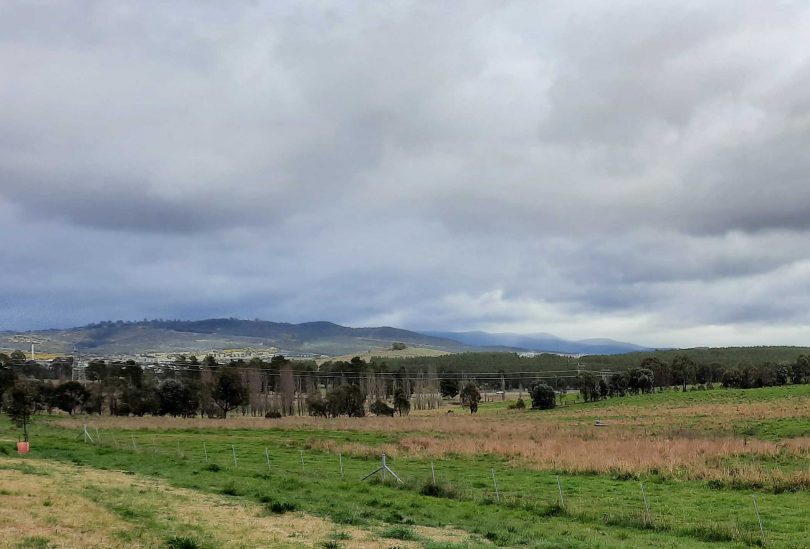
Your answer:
211;369;247;418
305;391;328;417
50;381;89;415
326;384;366;417
85;360;108;382
0;365;16;404
575;372;600;402
792;355;810;384
529;383;556;409
4;380;36;441
459;383;481;414
393;387;410;416
439;378;459;399
158;379;198;417
671;355;695;391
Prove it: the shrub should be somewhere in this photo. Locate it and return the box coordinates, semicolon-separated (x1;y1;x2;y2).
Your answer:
266;500;297;514
393;388;411;416
203;463;221;472
419;482;457;499
507;397;526;410
265;410;282;418
529;383;556;409
459;383;481;414
369;399;395;417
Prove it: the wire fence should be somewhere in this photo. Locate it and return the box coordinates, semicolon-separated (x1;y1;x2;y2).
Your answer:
73;423;770;547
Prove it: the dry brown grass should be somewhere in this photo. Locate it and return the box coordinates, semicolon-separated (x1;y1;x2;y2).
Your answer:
0;457;473;548
308;426;810;485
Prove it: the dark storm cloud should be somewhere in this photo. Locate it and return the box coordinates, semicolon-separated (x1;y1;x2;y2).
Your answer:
2;1;810;346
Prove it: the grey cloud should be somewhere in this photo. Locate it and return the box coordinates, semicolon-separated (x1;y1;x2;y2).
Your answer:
3;1;810;347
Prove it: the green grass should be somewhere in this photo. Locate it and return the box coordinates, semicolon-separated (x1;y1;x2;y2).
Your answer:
15;537;53;549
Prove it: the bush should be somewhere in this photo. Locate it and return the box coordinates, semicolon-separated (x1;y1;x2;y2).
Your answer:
369;399;395;417
265;410;282;418
203;463;221;472
393;388;410;416
419;482;457;499
265;500;297;514
459;383;481;414
507;397;526;410
529;383;556;409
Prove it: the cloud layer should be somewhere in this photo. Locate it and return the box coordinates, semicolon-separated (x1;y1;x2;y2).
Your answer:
2;1;810;347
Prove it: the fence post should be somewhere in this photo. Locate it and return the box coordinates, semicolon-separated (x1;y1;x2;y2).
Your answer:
152;437;158;455
339;453;344;480
131;435;137;451
491;469;500;502
265;448;271;472
300;449;305;472
203;441;208;463
431;462;436;486
232;445;238;467
111;432;119;449
177;440;183;458
557;476;565;509
640;482;652;525
752;494;767;546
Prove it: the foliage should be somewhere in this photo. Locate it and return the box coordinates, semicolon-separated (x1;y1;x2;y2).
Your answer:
459;383;480;413
529;383;556;409
4;380;37;441
50;381;89;415
305;391;328;417
392;387;410;416
0;365;16;404
210;369;247;418
369;399;395;417
157;380;199;417
439;378;459;398
325;384;366;417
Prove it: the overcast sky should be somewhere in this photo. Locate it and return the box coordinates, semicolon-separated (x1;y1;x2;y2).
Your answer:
2;1;810;347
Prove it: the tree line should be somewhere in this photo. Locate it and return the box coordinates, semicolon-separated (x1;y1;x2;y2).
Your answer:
4;349;810;439
0;352;488;427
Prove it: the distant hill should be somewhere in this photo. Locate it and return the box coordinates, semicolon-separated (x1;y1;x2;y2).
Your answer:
423;330;651;355
0;319;475;357
0;318;652;358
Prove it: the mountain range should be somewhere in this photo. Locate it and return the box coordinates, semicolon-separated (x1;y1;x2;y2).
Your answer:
423;330;650;355
0;319;651;357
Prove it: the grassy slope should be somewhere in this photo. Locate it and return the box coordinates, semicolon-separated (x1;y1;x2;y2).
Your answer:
4;386;810;547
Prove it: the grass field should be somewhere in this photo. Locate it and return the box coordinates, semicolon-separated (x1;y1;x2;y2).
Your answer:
3;385;810;548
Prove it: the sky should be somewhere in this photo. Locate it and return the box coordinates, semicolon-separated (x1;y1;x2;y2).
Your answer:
1;1;810;348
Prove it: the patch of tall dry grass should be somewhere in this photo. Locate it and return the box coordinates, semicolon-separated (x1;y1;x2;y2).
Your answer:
307;426;810;488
